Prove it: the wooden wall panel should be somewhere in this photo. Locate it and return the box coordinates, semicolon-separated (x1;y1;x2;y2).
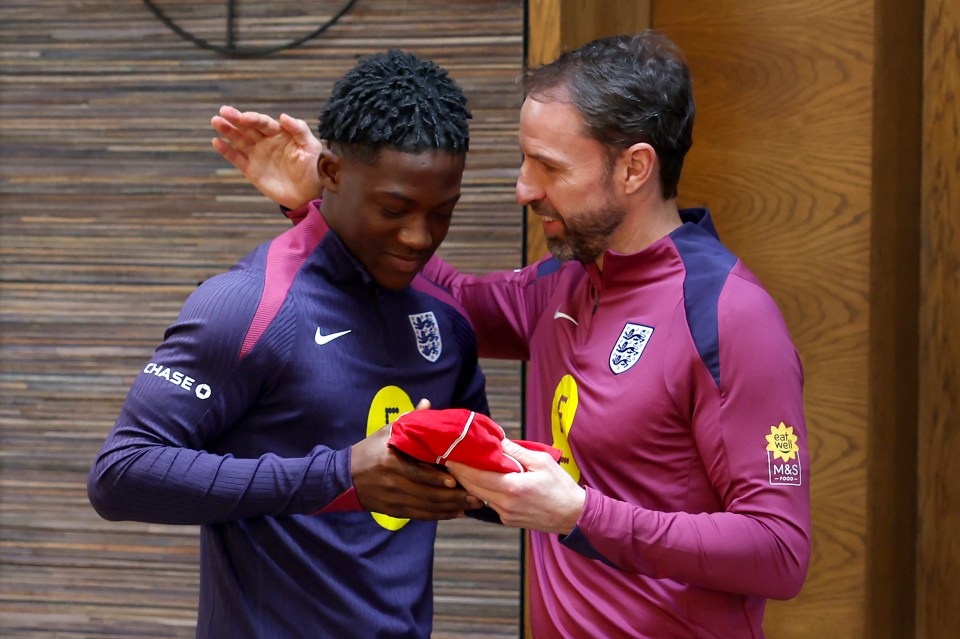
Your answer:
526;0;563;66
653;2;875;637
0;1;525;637
557;0;651;67
918;0;960;636
867;1;923;636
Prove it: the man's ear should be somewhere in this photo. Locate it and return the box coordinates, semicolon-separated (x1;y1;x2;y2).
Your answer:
621;142;657;195
316;147;342;193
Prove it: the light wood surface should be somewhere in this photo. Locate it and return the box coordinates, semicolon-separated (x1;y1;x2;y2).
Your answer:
653;1;959;637
654;1;876;636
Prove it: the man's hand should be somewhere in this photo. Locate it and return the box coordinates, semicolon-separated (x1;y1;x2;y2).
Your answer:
447;439;586;534
350;420;483;521
211;105;323;210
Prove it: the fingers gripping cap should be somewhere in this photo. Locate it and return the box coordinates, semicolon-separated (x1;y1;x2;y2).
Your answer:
388;409;560;473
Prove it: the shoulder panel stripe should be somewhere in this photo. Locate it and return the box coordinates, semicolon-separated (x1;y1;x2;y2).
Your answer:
536;257;562;278
239;207;329;360
671;226;738;388
412;274;474;331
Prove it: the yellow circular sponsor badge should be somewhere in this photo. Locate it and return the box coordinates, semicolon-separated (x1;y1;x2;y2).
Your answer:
551;374;581;482
367;386;415;530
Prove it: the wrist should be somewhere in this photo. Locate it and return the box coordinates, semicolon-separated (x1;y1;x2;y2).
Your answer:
280;192;315;210
556;485;586;535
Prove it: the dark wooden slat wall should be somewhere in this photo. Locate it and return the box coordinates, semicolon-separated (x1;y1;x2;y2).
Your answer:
0;2;525;637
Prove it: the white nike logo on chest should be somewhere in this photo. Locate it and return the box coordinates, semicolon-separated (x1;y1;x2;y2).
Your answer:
315;328;352;345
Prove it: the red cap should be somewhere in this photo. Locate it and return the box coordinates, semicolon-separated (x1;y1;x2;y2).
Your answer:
389;409;561;473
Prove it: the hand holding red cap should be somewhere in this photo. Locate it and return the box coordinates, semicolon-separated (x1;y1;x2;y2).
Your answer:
388;408;561;473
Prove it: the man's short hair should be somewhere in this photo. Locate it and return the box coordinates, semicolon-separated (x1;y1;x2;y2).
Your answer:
522;31;695;199
318;50;472;164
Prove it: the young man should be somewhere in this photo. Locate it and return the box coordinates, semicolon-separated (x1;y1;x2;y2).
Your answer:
213;30;811;638
89;50;487;638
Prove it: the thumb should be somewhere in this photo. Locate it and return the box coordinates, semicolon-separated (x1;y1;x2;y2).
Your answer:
501;438;544;470
281;113;323;151
397;398;431;421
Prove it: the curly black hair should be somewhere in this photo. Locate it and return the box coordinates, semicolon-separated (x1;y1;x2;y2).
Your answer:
522;31;695;200
318;50;471;164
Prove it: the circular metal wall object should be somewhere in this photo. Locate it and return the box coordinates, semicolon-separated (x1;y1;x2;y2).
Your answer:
141;0;359;57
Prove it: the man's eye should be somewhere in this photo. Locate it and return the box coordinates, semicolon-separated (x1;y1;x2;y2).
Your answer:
383;208;405;217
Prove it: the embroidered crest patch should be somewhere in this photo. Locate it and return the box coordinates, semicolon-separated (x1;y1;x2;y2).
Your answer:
409;311;442;362
609;323;654;374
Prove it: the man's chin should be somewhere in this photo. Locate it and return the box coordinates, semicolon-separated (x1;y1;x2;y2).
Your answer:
546;239;603;264
546;240;575;262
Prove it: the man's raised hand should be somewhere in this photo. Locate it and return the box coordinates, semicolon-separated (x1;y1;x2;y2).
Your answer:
211;105;323;210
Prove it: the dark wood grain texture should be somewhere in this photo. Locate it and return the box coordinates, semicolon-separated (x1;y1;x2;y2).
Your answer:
866;2;923;637
0;1;525;637
918;0;960;636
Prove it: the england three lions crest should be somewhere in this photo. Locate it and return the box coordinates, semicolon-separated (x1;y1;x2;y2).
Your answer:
609;323;654;375
409;312;442;362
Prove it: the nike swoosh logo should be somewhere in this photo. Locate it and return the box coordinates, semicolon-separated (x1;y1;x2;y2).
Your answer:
553;308;578;325
315;328;352;346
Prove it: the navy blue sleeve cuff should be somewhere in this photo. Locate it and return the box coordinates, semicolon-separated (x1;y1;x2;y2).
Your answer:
559;525;620;570
464;505;503;525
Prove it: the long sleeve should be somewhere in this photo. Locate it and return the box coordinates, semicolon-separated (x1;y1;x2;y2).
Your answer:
423;254;560;361
565;264;810;600
87;270;353;525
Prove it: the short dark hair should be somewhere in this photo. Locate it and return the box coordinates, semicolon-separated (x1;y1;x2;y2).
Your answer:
318;50;472;164
522;31;694;199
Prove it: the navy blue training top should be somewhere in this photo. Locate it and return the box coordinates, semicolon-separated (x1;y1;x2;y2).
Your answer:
88;203;488;638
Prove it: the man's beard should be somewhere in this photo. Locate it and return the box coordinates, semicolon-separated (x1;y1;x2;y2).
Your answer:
534;200;626;264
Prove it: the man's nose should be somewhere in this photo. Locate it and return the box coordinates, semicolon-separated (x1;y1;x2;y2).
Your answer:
515;162;544;205
399;215;432;249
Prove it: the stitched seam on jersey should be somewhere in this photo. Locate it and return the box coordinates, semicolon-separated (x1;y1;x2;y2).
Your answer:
411;274;476;333
671;229;737;390
436;411;476;463
239;209;327;359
